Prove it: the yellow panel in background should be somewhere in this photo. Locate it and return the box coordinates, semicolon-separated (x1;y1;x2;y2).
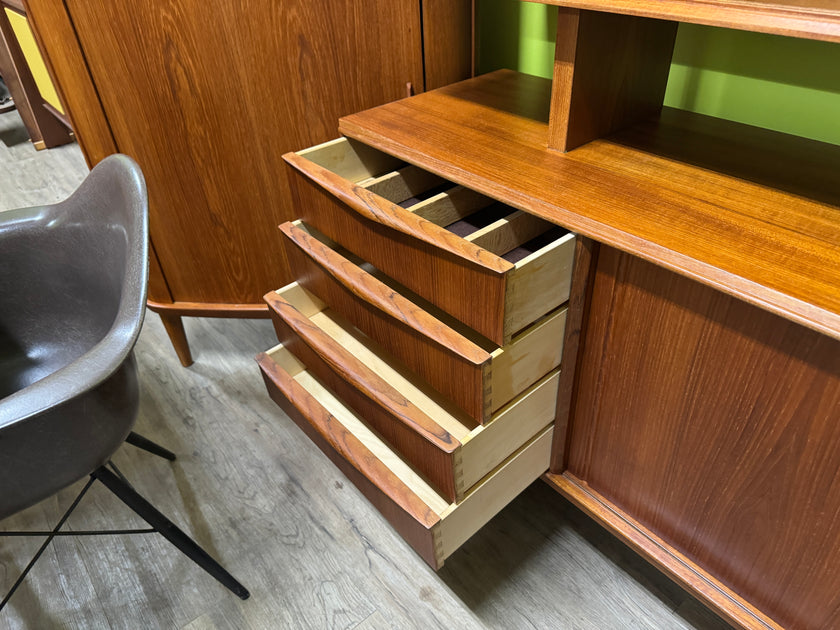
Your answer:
5;7;64;115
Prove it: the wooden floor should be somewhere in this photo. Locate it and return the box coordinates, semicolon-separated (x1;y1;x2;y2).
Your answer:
0;110;731;629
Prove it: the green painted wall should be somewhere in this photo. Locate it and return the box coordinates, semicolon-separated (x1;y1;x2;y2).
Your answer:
476;0;840;145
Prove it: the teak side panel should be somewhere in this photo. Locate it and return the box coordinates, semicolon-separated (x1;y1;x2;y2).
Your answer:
338;70;840;340
548;8;677;151
528;0;840;43
567;247;840;630
550;236;596;472
285;156;513;345
545;472;783;630
280;221;492;423
421;0;473;90
61;0;427;305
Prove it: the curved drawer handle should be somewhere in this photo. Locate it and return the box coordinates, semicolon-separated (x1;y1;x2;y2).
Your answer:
284;152;513;276
281;222;491;367
256;350;440;530
265;293;459;453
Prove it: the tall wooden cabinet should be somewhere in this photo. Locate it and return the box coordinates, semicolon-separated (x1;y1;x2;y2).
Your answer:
256;3;840;630
23;0;472;365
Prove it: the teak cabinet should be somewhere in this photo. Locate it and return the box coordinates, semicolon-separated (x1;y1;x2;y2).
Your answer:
22;0;472;366
260;3;840;630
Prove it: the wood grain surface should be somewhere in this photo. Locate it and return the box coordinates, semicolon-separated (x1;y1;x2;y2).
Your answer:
566;246;840;630
54;0;431;305
265;292;463;503
339;70;840;341
0;134;734;630
548;8;676;151
257;349;441;567
546;472;783;630
22;0;116;164
285;151;515;344
550;236;596;473
421;0;473;89
529;0;840;43
280;221;493;424
284;152;512;275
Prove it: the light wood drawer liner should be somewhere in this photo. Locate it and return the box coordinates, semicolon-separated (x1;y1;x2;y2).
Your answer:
266;282;558;503
284;137;576;345
257;342;553;570
278;220;567;424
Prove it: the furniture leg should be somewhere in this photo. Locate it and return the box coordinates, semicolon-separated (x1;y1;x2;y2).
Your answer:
92;466;249;600
158;312;193;367
125;431;176;461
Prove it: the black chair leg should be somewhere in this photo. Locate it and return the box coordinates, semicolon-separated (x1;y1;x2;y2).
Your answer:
91;466;249;600
125;431;176;461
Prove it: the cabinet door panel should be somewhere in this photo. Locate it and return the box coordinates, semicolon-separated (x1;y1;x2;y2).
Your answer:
569;246;840;630
64;0;425;304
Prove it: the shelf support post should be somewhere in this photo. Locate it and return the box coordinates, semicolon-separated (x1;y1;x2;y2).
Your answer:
547;8;678;152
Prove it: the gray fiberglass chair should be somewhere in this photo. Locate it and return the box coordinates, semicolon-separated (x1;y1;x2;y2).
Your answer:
0;155;248;609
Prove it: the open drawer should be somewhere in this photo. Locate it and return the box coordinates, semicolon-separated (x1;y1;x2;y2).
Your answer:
277;221;567;424
257;342;554;569
265;281;559;503
283;137;576;345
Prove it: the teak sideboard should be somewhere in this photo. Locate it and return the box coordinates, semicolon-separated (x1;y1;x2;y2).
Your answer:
22;0;472;366
257;3;840;630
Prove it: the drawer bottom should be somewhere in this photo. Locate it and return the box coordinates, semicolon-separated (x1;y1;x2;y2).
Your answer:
257;343;553;569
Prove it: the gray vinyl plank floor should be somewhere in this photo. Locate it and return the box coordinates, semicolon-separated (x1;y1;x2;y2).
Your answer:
0;110;731;629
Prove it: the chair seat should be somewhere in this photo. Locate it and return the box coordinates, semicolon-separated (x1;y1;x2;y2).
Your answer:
0;326;99;400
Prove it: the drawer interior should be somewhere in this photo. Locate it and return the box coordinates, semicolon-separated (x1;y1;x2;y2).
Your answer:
261;342;554;568
293;137;577;343
263;342;450;514
282;222;568;416
364;168;570;265
297;137;571;266
270;282;560;498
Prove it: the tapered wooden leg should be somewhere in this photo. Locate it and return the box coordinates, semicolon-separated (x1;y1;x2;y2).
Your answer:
158;312;194;367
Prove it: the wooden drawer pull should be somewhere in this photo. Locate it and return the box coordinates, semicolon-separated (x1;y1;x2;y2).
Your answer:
256;351;440;532
285;152;512;275
281;222;491;367
265;293;459;453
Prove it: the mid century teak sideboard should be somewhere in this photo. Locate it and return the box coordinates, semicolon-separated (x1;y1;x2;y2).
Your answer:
257;3;840;630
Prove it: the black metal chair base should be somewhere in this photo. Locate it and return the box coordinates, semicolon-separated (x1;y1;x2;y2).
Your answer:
92;466;249;600
0;438;249;612
126;431;177;461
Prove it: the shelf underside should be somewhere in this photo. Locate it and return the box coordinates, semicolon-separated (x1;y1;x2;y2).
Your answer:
339;70;840;340
530;0;840;43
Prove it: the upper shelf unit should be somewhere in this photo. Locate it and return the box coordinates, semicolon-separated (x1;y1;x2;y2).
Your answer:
339;70;840;341
530;0;840;42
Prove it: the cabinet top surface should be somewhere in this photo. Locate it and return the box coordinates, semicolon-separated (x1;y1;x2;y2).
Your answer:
530;0;840;43
339;70;840;340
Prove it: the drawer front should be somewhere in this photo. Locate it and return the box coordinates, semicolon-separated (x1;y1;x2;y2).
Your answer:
284;137;576;344
279;221;567;424
265;282;559;503
257;343;553;569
